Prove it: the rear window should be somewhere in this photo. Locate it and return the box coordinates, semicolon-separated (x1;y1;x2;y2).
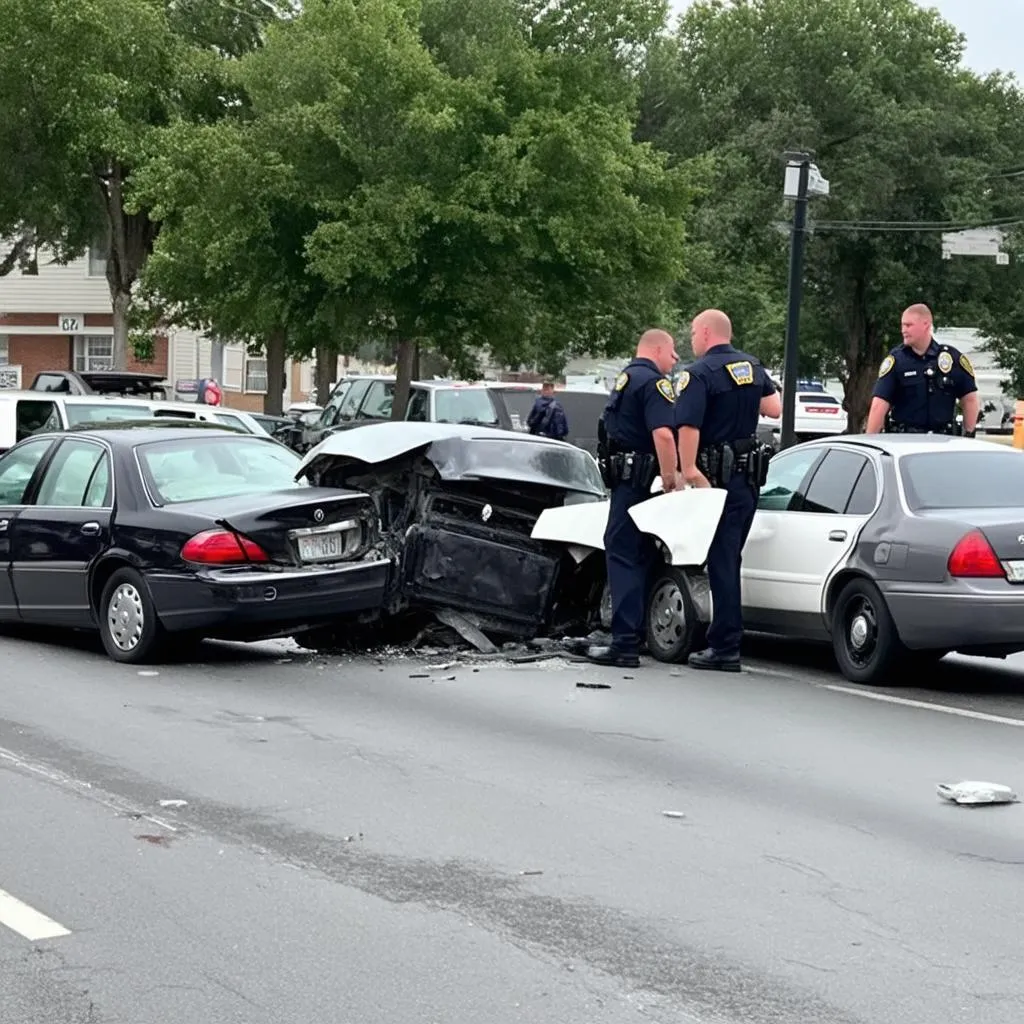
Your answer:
137;436;304;505
799;394;839;405
900;451;1024;510
434;388;498;425
65;403;152;426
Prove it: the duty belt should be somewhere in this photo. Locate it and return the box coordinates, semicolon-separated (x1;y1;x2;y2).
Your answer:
887;422;957;436
596;448;658;490
697;437;772;488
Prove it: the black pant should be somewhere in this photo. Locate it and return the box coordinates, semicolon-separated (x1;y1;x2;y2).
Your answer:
603;479;657;654
705;476;758;657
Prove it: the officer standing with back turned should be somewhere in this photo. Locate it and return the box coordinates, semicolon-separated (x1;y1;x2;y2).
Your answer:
865;304;979;436
587;329;680;668
676;309;779;673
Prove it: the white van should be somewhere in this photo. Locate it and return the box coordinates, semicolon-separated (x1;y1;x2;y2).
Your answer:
0;392;160;452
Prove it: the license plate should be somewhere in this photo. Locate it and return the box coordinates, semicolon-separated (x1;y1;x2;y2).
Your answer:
297;530;346;563
1003;560;1024;582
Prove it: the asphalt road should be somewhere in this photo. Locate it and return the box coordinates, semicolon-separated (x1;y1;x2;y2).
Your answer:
2;628;1024;1024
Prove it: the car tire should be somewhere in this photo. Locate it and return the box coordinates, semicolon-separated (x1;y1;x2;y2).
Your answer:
831;577;904;685
645;568;698;664
99;568;166;665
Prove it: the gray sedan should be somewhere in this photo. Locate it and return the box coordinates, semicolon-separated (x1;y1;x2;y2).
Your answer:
739;434;1024;684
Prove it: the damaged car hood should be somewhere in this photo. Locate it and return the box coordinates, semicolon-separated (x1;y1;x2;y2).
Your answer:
297;421;606;498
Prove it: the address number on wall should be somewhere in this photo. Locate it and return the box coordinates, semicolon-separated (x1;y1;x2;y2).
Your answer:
57;314;83;333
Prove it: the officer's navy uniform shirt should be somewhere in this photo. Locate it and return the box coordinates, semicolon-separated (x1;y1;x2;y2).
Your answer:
603;357;676;454
675;344;775;443
872;340;977;428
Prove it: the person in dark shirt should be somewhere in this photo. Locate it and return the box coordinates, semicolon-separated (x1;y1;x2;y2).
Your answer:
865;304;978;436
587;329;680;668
526;380;569;440
675;309;780;673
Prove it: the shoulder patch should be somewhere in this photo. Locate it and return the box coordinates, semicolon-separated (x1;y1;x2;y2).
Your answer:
725;361;754;386
937;350;953;374
655;378;674;402
878;355;895;378
959;353;975;377
614;372;629;392
677;370;690;393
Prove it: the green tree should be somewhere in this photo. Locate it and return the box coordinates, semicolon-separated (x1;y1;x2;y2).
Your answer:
0;0;292;367
139;0;692;415
638;0;1024;426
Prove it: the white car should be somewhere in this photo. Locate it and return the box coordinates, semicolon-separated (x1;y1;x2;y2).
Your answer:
759;390;848;441
533;434;1024;684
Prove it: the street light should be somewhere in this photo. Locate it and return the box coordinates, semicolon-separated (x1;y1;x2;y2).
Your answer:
780;152;830;450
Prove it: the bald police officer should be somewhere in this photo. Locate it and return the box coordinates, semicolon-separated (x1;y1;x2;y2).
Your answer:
865;304;979;436
676;310;779;673
587;329;680;668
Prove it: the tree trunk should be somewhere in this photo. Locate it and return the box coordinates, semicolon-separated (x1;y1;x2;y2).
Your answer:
265;329;287;416
315;345;335;404
840;275;885;432
392;338;415;421
111;289;131;370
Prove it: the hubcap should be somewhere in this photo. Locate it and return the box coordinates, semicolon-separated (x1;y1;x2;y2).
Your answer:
845;598;877;666
649;581;686;654
108;583;144;652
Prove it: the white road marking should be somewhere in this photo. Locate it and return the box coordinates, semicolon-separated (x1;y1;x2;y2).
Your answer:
820;684;1024;728
0;746;179;833
0;888;70;941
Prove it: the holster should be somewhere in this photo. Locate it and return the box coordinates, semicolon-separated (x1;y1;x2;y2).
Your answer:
699;438;772;488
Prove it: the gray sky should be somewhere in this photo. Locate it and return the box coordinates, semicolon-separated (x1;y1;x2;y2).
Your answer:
666;1;1023;79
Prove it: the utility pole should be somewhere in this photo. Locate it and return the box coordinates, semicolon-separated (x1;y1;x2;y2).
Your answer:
780;152;829;449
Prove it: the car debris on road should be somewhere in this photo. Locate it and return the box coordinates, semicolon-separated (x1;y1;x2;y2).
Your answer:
937;781;1019;805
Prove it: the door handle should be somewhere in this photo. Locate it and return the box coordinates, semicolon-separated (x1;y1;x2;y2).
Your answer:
80;521;101;537
828;530;847;542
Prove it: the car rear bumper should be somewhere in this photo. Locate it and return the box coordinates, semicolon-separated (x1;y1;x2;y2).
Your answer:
146;558;391;637
880;583;1024;652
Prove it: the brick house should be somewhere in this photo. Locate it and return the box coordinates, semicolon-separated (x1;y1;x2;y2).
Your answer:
0;241;316;410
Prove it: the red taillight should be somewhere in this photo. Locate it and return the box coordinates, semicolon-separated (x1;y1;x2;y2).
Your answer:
181;529;269;565
948;530;1004;578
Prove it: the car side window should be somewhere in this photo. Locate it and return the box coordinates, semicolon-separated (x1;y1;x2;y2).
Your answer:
214;412;249;432
800;449;870;514
844;461;879;515
35;439;108;508
16;400;61;440
83;454;112;508
359;380;395;420
406;389;429;422
757;448;822;511
0;439;55;504
337;379;372;421
319;382;351;427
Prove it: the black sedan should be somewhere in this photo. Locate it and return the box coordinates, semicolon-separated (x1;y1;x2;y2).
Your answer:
0;425;389;663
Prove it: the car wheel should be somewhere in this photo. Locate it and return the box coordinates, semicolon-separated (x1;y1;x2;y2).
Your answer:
99;568;166;664
645;568;698;664
831;577;903;685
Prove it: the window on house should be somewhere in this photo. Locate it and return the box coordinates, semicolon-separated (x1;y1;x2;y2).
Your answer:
0;335;8;365
73;335;114;372
88;241;108;277
244;357;268;393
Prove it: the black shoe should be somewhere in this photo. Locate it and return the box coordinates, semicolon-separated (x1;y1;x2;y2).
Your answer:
687;648;741;672
585;645;640;668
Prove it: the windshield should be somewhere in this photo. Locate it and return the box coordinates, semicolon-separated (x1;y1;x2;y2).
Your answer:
137;436;304;505
900;451;1024;510
434;388;498;425
65;403;153;425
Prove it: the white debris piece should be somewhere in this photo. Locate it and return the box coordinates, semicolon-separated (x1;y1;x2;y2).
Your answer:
158;799;188;809
937;781;1018;805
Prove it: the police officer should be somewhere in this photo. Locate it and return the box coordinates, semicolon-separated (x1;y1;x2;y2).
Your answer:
676;309;779;673
587;329;680;668
865;304;979;436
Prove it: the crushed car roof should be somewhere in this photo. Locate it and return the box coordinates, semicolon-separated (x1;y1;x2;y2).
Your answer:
297;421;606;497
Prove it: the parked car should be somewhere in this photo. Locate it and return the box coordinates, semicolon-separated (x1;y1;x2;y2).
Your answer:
30;370;169;399
288;377;514;453
0;391;169;452
295;422;613;646
485;384;609;457
0;426;389;663
758;390;849;444
540;433;1024;684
